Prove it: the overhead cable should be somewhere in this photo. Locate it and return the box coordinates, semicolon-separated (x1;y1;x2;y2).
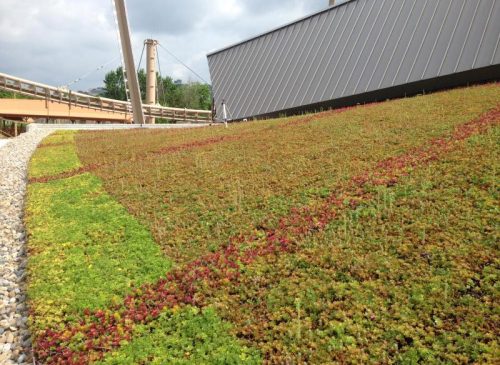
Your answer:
136;42;146;73
157;43;210;84
61;56;120;89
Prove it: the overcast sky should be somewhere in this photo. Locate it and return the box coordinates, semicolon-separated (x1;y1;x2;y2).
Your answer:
0;0;330;91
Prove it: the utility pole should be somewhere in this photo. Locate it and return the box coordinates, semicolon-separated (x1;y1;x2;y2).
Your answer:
145;39;158;124
114;0;144;125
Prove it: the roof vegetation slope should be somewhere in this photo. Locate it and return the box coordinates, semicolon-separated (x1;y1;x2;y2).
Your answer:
26;83;499;364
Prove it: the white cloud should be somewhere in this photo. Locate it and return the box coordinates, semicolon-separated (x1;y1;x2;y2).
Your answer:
213;0;244;18
0;0;329;90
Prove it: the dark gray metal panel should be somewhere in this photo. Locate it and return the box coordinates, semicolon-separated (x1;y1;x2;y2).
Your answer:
244;25;296;117
283;11;331;110
311;0;362;103
343;0;395;96
388;0;431;88
208;0;500;120
240;31;285;117
422;0;464;79
355;0;403;94
327;0;377;100
457;0;495;71
477;0;500;66
280;12;327;110
294;7;346;107
265;19;308;113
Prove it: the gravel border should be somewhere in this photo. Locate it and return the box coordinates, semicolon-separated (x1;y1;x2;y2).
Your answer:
0;129;52;364
0;140;11;149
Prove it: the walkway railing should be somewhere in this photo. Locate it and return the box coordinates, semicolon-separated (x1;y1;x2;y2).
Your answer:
0;72;212;123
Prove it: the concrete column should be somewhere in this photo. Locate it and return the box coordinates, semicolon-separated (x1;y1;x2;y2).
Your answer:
114;0;144;125
145;39;158;124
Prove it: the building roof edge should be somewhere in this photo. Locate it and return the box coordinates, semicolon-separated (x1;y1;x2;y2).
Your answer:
206;0;356;57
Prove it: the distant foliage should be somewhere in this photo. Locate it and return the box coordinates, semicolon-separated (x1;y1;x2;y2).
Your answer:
0;90;32;99
102;67;211;110
102;67;128;101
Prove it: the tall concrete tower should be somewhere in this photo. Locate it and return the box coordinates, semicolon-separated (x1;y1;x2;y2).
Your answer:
145;39;158;124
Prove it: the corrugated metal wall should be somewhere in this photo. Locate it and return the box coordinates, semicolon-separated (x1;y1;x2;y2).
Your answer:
207;0;500;120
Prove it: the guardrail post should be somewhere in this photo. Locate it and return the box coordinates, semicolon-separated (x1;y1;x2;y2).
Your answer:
45;89;50;108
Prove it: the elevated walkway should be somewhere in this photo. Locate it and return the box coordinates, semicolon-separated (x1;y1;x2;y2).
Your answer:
0;99;132;122
0;72;212;123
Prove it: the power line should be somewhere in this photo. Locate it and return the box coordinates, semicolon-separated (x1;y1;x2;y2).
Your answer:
157;43;210;84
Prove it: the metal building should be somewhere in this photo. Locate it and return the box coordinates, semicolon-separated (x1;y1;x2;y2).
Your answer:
207;0;500;120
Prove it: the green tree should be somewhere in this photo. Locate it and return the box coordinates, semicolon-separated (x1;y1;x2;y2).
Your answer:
0;90;31;99
138;69;147;102
158;76;180;107
175;83;212;110
102;67;127;101
102;67;147;101
102;67;212;110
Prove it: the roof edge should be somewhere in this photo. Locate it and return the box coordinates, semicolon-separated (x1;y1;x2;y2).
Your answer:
206;0;356;57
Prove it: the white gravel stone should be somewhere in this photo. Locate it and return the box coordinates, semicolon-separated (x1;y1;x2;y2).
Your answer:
0;129;53;365
0;140;10;149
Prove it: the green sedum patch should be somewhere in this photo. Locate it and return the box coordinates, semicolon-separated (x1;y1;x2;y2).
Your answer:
29;131;81;178
39;130;77;145
26;173;172;332
97;306;261;365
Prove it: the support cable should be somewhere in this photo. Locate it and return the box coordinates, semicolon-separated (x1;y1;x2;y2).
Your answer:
156;44;167;106
157;43;210;84
136;43;146;73
61;56;121;89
